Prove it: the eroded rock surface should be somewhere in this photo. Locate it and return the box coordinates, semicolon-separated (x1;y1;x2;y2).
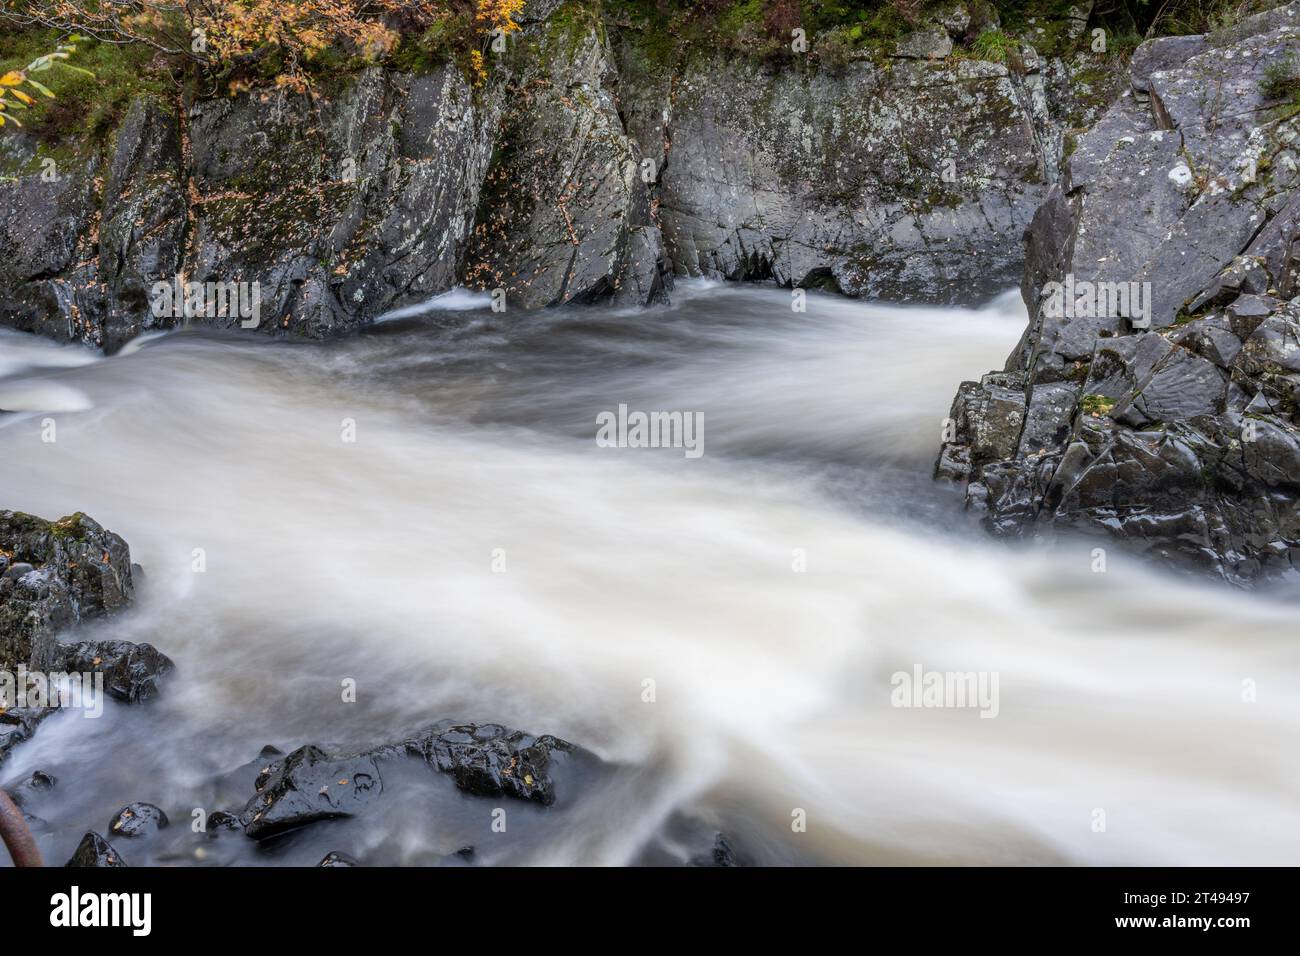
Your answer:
938;4;1300;583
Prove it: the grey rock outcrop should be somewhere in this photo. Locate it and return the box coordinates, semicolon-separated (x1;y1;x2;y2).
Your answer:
0;62;504;351
0;3;673;351
611;12;1121;303
462;13;671;308
938;4;1300;584
185;65;503;346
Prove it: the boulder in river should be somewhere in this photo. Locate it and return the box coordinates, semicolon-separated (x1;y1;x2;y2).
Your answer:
0;510;176;768
50;639;175;704
238;720;579;842
691;832;740;868
65;831;128;868
108;802;170;838
402;720;576;806
240;745;384;841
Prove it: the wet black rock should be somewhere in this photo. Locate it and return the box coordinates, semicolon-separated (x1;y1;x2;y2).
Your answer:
236;720;579;842
403;720;575;806
108;802;170;838
206;810;243;832
240;745;383;841
0;511;134;670
52;639;175;703
66;831;128;867
317;850;359;867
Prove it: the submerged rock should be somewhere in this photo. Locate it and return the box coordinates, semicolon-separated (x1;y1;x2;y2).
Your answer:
195;810;244;841
22;770;56;792
317;850;360;867
691;832;740;868
0;709;53;766
65;831;128;868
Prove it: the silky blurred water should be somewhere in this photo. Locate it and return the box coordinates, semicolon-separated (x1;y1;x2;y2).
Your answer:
1;282;1297;866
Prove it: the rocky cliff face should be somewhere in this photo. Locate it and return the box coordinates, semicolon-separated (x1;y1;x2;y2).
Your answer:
938;3;1300;585
462;8;671;308
612;13;1117;302
1;63;501;352
0;0;1114;351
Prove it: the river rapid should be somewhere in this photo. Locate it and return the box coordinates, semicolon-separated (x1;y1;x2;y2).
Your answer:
1;282;1297;866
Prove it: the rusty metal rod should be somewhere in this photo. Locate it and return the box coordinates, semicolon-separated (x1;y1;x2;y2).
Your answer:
0;788;43;867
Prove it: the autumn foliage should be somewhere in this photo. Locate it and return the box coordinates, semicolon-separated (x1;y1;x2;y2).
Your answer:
0;34;93;128
0;0;525;92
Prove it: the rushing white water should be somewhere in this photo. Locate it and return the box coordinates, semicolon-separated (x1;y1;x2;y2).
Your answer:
1;284;1298;866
